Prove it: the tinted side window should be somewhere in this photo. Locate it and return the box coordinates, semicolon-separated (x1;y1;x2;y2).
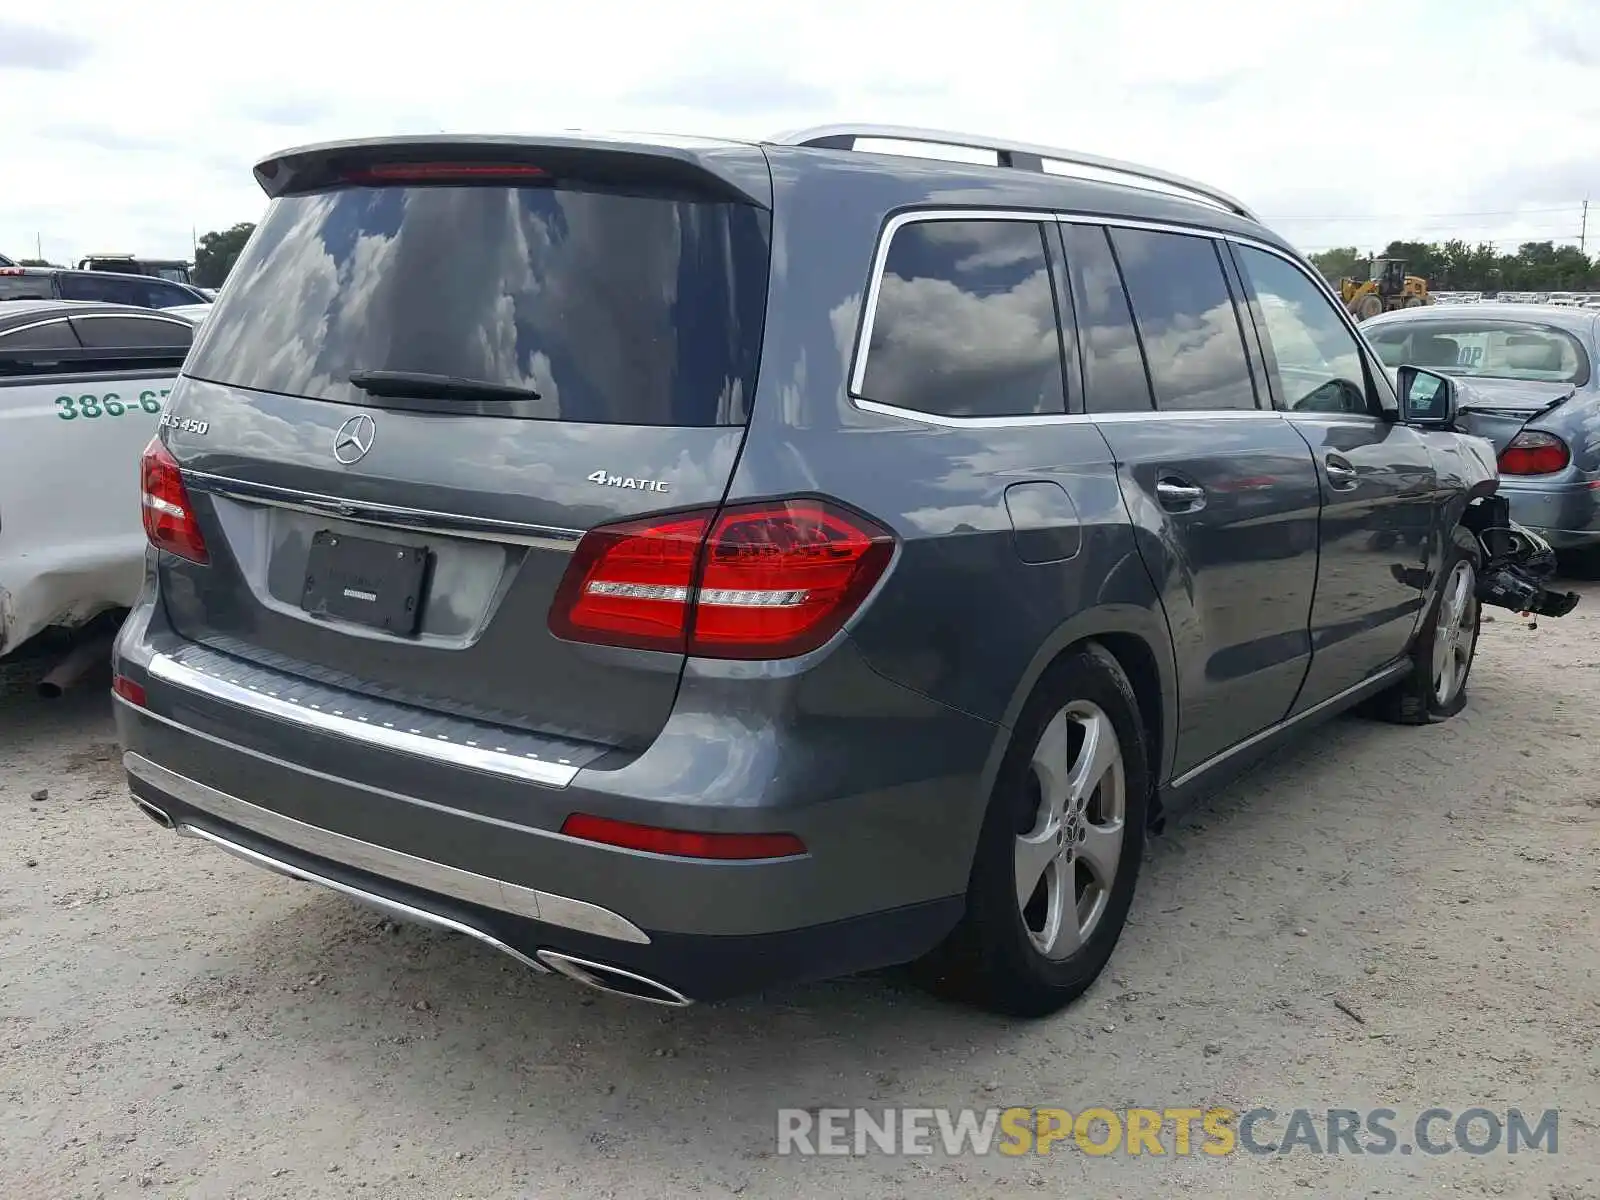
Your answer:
71;315;194;350
141;280;195;308
0;319;80;350
1061;224;1154;413
1233;246;1372;415
1109;228;1259;412
860;219;1066;418
0;276;53;301
58;274;142;305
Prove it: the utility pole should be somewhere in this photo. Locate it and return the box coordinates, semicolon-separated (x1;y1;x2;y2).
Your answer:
1582;198;1589;256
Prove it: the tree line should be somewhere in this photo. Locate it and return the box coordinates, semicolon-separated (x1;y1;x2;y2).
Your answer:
1308;240;1598;294
28;224;1598;296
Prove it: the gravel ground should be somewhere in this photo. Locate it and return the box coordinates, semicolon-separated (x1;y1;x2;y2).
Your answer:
3;590;1598;1200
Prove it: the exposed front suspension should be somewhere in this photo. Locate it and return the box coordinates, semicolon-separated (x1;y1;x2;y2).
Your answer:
1464;496;1580;619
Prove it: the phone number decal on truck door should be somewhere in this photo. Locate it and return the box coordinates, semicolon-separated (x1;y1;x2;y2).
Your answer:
55;388;171;420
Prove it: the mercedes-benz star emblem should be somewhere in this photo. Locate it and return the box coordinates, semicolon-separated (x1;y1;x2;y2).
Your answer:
333;413;376;465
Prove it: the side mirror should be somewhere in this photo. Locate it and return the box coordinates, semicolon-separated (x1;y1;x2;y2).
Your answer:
1396;365;1457;427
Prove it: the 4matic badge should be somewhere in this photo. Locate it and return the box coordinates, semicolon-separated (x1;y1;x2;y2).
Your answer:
587;470;670;494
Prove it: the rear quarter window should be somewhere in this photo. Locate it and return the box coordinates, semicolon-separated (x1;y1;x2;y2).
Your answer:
185;183;771;426
857;218;1067;419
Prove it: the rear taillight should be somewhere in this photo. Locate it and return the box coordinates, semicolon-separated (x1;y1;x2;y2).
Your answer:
342;162;549;185
1498;431;1571;475
548;498;894;660
139;438;209;564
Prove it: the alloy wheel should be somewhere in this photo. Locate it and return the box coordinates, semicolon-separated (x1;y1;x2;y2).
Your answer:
1014;701;1126;960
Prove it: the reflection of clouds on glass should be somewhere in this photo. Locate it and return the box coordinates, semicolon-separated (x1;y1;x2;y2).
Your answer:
1064;223;1150;412
1110;227;1256;412
861;220;1063;419
186;184;765;428
1237;247;1366;405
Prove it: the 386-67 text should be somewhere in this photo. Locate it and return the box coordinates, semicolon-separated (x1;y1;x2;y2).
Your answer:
55;388;170;420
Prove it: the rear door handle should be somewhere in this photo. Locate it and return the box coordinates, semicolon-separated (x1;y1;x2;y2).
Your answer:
1325;454;1359;489
1155;477;1206;511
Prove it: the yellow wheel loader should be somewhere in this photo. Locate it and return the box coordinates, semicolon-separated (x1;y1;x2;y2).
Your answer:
1339;258;1431;320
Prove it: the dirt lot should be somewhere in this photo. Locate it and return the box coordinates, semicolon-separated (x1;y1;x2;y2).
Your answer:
3;592;1598;1200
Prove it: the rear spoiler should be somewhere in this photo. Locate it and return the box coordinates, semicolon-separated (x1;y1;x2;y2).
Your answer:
253;133;774;208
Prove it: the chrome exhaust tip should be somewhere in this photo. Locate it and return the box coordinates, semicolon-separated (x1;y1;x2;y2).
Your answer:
134;798;174;829
536;950;692;1007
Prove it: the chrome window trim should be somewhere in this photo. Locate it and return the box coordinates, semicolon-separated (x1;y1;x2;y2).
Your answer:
848;208;1383;430
0;316;77;342
144;650;583;789
184;470;583;551
122;750;650;945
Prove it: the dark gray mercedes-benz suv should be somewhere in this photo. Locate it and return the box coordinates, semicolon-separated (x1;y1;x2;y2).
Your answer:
112;125;1575;1015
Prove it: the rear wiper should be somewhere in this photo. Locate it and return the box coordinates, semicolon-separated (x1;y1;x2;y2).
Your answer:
348;370;541;403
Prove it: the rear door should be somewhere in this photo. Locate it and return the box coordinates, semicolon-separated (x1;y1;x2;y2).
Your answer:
156;144;773;752
1062;222;1321;778
1228;243;1437;711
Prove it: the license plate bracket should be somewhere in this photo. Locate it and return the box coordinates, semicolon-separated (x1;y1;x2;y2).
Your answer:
301;531;430;636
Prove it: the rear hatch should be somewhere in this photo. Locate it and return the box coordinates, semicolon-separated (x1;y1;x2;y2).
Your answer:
157;136;773;752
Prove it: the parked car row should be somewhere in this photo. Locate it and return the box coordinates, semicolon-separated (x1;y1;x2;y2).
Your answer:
0;265;210;310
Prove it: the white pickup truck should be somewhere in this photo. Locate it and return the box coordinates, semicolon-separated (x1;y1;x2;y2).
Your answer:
0;300;199;659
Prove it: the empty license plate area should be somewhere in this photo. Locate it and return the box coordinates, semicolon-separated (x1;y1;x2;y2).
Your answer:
301;530;431;635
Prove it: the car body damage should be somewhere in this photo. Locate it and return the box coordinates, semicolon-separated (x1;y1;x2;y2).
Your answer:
0;299;197;659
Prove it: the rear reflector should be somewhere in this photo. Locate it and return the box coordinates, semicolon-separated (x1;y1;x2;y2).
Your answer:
342;162;550;185
112;675;147;707
140;438;209;564
547;498;894;659
1498;430;1570;475
560;813;806;860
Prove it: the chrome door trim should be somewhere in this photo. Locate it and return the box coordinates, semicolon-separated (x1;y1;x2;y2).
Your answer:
1168;661;1411;790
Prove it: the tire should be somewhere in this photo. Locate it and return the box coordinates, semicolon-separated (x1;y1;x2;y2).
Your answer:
1372;530;1482;724
1404;296;1426;307
1357;294;1384;320
915;643;1151;1017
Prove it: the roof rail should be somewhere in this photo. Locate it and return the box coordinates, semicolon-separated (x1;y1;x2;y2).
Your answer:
765;123;1259;223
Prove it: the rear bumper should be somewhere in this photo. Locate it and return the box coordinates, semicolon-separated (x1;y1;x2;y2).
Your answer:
111;598;997;1001
121;757;961;1002
1499;478;1600;548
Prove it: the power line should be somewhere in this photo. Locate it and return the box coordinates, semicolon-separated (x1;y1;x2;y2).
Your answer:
1263;204;1580;221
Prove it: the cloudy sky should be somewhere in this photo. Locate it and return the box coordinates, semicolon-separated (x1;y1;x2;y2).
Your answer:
1;0;1595;265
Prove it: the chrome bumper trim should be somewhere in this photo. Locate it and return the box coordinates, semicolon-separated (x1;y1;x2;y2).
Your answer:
178;821;552;973
145;651;580;789
124;752;650;945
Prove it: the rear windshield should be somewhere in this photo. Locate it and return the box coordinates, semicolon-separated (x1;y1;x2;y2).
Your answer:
185;183;771;425
1366;319;1590;385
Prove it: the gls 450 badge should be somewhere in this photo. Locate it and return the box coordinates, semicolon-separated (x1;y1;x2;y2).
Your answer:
588;470;670;494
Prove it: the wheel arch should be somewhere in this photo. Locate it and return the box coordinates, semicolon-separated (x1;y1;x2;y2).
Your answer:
987;608;1178;831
